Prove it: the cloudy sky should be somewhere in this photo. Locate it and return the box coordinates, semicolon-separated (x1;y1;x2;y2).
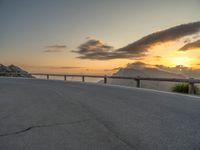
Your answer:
0;0;200;74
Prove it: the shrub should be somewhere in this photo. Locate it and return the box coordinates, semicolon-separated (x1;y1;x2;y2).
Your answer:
172;83;199;94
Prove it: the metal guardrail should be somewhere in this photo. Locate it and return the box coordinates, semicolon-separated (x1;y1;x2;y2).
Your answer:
31;73;200;95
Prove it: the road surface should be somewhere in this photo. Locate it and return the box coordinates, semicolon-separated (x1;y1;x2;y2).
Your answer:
0;78;200;150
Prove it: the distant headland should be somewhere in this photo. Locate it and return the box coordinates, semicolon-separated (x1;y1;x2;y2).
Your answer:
0;64;33;78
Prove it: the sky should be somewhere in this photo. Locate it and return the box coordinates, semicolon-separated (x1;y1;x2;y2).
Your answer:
0;0;200;74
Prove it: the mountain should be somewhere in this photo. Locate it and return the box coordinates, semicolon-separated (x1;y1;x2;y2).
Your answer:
156;65;200;79
0;64;33;78
104;62;186;92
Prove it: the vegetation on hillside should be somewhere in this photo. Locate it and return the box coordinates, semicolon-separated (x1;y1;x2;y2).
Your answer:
172;83;199;95
0;64;33;78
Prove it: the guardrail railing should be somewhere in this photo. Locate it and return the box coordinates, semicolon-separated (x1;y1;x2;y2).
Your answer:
31;73;200;95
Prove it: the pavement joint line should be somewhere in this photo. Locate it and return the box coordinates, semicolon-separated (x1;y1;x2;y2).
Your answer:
74;101;137;150
53;89;137;150
0;118;92;137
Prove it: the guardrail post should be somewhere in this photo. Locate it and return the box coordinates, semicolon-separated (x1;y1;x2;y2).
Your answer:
188;78;195;95
47;74;49;80
104;76;107;84
64;75;67;81
82;76;85;82
135;78;141;88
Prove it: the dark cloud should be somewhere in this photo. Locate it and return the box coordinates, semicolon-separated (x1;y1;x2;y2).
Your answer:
118;21;200;53
154;56;162;59
72;39;118;60
46;66;83;69
126;61;150;69
24;66;83;69
44;49;65;52
44;45;67;53
179;39;200;51
46;45;67;49
72;39;145;60
183;39;191;43
193;34;200;39
104;67;122;72
73;21;200;60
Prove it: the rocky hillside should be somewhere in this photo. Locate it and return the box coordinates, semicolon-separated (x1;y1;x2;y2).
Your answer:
103;62;185;92
0;64;33;78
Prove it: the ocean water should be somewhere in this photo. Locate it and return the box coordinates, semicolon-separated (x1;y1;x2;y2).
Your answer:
33;75;102;83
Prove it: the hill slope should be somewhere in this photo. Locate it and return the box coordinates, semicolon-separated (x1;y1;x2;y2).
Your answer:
106;62;185;91
0;64;33;78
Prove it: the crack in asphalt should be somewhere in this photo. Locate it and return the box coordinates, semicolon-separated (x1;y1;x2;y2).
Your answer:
0;83;136;149
50;86;137;150
0;119;92;137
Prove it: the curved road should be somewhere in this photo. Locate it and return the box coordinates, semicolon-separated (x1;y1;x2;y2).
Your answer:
0;78;200;150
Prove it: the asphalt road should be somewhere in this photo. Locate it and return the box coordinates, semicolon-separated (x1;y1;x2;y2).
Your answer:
0;78;200;150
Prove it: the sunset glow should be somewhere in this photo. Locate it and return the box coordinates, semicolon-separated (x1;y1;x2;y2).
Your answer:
169;56;192;67
0;0;200;74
